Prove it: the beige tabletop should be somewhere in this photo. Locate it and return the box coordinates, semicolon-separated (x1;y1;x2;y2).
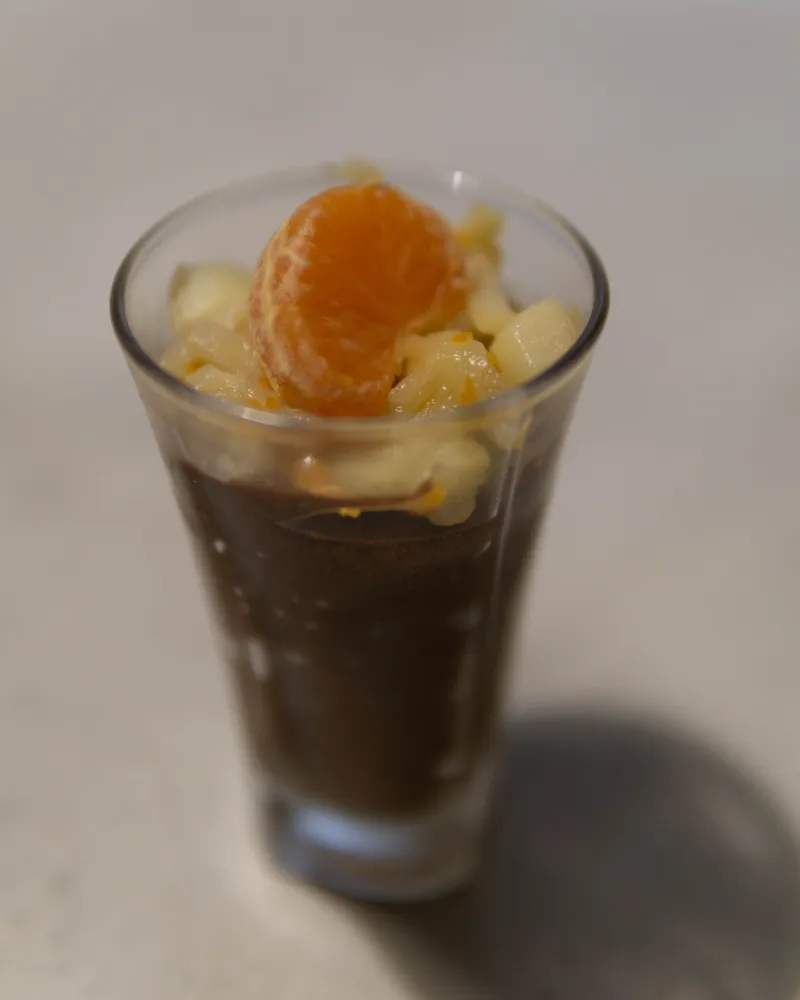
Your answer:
2;1;800;996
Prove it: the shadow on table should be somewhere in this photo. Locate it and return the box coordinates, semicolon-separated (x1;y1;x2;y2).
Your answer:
351;710;800;999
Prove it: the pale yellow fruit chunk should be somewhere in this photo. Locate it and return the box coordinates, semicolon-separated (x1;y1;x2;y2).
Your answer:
465;253;515;336
169;263;252;337
425;438;491;526
181;320;254;373
160;341;195;378
390;333;506;414
294;441;437;502
492;297;579;385
186;365;251;404
456;203;504;263
394;329;454;374
243;369;280;409
165;311;279;409
293;436;491;526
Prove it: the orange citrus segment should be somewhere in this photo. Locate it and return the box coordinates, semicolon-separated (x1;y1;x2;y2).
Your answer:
250;183;467;417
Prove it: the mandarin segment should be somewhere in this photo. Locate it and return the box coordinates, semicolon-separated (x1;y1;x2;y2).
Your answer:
250;183;467;417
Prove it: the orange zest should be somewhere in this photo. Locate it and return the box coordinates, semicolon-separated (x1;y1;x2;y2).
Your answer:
459;377;477;406
408;481;447;514
249;183;467;417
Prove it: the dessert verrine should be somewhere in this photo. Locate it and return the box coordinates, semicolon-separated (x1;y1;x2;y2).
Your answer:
157;171;585;820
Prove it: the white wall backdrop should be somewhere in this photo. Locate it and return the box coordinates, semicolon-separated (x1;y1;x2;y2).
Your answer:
1;2;799;998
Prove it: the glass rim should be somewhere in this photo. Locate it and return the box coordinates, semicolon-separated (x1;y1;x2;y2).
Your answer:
110;160;610;434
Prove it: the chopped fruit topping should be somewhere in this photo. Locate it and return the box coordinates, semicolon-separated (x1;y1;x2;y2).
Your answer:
291;437;490;526
390;333;505;414
460;378;477;406
186;366;250;403
409;481;448;513
293;442;436;502
161;341;195;378
170;263;252;337
455;202;504;265
249;183;468;417
164;321;278;409
424;439;491;526
492;297;579;385
465;253;515;336
158;169;589;526
181;320;254;374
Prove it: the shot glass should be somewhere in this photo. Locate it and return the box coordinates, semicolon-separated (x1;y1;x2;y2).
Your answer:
110;163;609;902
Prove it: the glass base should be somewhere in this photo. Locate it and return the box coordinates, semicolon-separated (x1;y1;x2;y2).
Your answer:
261;782;486;903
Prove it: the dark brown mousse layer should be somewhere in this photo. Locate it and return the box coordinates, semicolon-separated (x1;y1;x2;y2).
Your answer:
171;444;559;820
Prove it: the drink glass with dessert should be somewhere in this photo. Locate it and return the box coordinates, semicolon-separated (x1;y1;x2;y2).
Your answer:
111;161;609;902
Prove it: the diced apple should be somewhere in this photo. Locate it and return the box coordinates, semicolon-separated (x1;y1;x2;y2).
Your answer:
298;441;436;501
243;368;280;409
492;297;579;385
390;333;506;414
456;203;504;264
160;341;194;378
186;365;250;404
394;329;453;375
292;434;490;527
465;253;515;336
182;320;254;373
209;431;276;484
467;286;516;338
169;262;252;338
424;438;491;526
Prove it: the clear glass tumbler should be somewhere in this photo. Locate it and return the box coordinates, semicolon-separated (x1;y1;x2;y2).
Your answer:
110;163;609;902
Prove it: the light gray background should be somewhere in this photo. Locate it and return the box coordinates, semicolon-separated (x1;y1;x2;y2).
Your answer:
2;1;799;997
